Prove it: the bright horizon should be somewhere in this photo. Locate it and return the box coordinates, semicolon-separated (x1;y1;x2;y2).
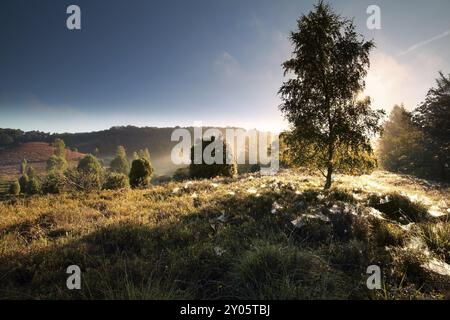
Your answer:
1;0;449;134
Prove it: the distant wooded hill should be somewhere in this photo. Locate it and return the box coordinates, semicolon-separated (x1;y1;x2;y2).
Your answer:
0;126;269;175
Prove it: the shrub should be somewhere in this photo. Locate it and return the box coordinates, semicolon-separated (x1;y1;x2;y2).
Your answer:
42;172;67;194
53;138;66;158
76;154;105;191
9;180;20;195
189;137;237;179
18;174;29;194
129;158;153;188
46;155;67;172
109;146;130;175
26;166;37;179
27;177;41;195
104;173;130;190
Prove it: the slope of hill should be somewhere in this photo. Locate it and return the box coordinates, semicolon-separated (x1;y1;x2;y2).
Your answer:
0;170;448;299
0;126;271;176
0;142;84;181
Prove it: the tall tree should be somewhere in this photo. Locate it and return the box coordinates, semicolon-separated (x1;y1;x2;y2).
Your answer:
110;145;130;175
279;1;384;188
135;148;151;162
377;105;425;174
413;72;450;181
53;138;66;159
20;158;27;175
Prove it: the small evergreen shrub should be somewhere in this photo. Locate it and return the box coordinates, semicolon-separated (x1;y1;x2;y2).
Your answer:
104;173;130;190
75;154;105;191
27;177;41;195
18;174;29;194
129;158;153;188
109;146;130;175
9;180;20;195
42;172;67;194
46;155;68;172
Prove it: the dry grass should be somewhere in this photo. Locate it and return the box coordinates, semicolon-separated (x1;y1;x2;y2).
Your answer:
0;170;449;299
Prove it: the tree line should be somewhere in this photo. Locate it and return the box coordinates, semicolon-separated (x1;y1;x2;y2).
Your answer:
8;139;155;195
8;136;238;195
377;72;450;181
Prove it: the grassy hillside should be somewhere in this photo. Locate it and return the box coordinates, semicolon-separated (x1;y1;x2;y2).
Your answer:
0;170;449;299
0;142;84;181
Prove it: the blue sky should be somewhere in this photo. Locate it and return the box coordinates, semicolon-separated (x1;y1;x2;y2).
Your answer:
1;0;449;133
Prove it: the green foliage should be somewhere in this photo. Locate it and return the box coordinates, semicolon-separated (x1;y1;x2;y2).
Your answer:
0;132;14;146
9;180;20;195
26;165;37;179
103;173;130;190
378;105;426;174
53;138;66;159
42;172;67;194
77;154;103;175
74;154;105;191
129;158;153;188
46;155;68;172
278;2;384;188
189;137;237;179
413;72;450;181
109;146;130;175
20;159;27;175
27;177;41;195
18;174;29;194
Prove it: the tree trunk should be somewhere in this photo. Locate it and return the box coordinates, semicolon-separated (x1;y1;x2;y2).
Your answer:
324;164;333;189
324;141;334;190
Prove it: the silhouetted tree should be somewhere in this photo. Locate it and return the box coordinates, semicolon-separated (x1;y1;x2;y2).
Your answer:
18;174;29;194
189;136;237;179
414;72;450;181
278;1;384;188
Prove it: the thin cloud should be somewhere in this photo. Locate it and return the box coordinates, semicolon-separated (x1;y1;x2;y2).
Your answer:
398;28;450;56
